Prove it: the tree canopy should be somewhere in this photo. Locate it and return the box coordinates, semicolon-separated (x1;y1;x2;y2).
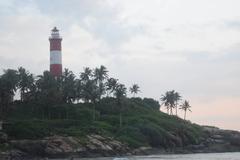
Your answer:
0;66;191;121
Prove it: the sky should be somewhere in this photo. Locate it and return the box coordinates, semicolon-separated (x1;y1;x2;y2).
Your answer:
0;0;240;130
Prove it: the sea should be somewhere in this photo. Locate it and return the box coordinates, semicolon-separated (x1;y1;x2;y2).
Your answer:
55;152;240;160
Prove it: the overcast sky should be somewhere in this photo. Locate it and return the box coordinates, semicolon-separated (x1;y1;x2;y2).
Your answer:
0;0;240;130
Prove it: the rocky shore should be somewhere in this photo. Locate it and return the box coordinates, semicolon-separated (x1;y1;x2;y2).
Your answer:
1;126;240;159
185;126;240;153
1;134;130;159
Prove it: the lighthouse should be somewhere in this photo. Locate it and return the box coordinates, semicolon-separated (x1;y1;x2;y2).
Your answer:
49;27;62;77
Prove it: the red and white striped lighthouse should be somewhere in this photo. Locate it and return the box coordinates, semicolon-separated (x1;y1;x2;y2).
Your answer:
49;27;62;77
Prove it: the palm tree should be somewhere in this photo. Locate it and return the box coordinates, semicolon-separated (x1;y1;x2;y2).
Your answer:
36;71;58;91
79;67;100;120
0;69;19;118
36;71;62;119
180;100;192;120
75;79;82;103
160;90;181;116
173;91;181;116
114;83;127;128
93;65;108;100
62;68;76;103
160;91;174;115
129;84;140;97
80;67;92;103
18;67;35;102
93;65;108;82
106;78;118;97
80;67;92;82
82;79;99;121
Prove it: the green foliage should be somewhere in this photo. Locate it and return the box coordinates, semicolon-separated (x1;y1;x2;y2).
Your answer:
143;98;160;110
0;66;200;150
160;90;181;115
129;84;140;97
0;69;19;118
138;123;168;147
130;97;160;111
0;143;12;151
117;126;147;148
4;98;203;149
5;120;50;139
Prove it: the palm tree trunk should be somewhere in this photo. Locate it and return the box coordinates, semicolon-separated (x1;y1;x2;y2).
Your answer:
0;103;3;120
119;104;122;128
119;111;122;128
93;102;96;121
66;109;69;119
20;90;24;102
175;102;178;116
184;111;186;120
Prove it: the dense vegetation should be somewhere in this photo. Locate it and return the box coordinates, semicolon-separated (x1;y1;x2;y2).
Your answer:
0;66;200;149
5;97;202;148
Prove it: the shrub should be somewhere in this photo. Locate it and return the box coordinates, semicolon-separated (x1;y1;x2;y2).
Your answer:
117;126;147;148
143;98;160;110
5;120;50;139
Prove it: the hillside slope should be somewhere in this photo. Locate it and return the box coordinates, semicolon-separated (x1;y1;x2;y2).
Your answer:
1;98;240;158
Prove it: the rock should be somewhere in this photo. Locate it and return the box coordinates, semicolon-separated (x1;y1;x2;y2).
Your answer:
87;135;112;151
202;126;220;133
187;144;205;150
213;139;225;144
200;126;240;152
227;133;240;146
109;139;128;153
86;135;129;155
45;136;86;156
44;135;128;157
212;134;223;139
132;146;152;155
11;139;47;156
168;133;183;147
0;152;9;160
7;150;28;160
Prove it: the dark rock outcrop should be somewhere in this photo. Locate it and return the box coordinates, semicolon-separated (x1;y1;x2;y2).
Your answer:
6;135;130;159
86;135;129;156
7;150;29;160
11;139;47;156
2;127;240;159
186;126;240;153
45;135;86;157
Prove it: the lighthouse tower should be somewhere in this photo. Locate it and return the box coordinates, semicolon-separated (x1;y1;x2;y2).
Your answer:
49;27;62;77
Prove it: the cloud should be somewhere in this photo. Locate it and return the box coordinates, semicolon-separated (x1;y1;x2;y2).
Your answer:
0;1;54;74
63;24;111;72
224;20;240;30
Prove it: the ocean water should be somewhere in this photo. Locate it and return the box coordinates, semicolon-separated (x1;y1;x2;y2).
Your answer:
65;152;240;160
